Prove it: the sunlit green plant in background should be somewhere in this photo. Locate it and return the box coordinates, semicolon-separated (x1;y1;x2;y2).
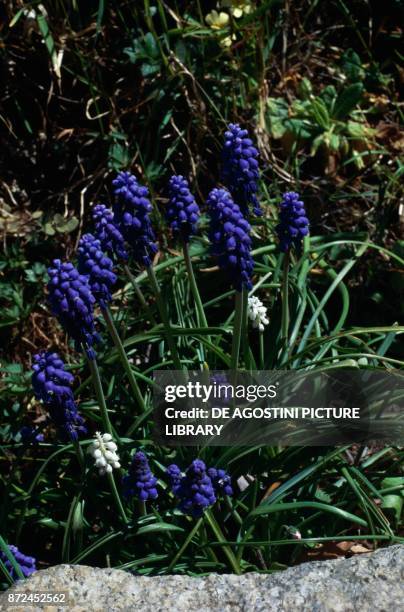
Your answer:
266;77;377;173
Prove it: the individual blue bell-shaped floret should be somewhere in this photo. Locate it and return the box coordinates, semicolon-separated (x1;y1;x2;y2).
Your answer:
122;451;158;501
207;188;254;291
175;459;216;517
78;233;117;309
112;171;157;267
19;425;45;444
276;191;309;252
0;545;36;579
47;259;99;357
32;351;87;441
166;175;200;242
93;204;128;261
222;123;261;216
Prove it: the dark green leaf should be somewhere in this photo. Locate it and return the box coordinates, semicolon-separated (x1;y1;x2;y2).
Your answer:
333;84;363;120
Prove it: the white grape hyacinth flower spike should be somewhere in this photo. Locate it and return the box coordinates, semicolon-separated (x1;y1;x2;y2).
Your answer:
90;432;121;475
247;296;269;332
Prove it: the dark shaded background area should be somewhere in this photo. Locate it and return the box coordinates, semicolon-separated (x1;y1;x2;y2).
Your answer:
0;0;403;363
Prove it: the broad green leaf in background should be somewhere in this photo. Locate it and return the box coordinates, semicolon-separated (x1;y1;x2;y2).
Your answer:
310;98;330;129
333;83;364;120
381;477;404;525
341;49;365;81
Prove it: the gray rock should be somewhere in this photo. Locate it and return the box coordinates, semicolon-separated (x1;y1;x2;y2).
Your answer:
0;545;402;611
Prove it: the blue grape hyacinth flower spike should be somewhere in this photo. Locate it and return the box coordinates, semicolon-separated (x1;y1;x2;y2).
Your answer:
93;204;128;262
47;259;99;358
276;191;309;252
32;351;87;441
112;171;158;268
207;187;254;292
78;233;117;309
122;451;158;502
222;123;261;217
0;545;36;579
175;459;216;517
166;463;183;495
166;175;200;242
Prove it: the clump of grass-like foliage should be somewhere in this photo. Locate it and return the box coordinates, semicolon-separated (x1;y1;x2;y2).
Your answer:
0;121;403;583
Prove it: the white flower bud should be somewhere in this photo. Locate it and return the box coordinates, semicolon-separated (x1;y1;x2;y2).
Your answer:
90;432;121;476
247;296;269;332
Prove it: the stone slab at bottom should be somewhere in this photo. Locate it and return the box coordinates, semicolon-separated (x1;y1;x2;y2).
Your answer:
0;544;402;611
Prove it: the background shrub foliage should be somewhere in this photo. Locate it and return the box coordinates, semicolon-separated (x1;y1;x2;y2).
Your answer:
0;0;403;580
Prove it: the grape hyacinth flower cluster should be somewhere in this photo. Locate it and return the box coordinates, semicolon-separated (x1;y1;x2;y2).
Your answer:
32;352;86;441
112;171;157;267
207;467;233;497
166;463;183;494
208;188;254;291
89;432;121;475
167;459;233;517
167;460;234;517
222;123;261;217
166;175;200;242
276;191;309;252
0;545;36;579
47;260;99;357
78;233;117;309
247;296;269;332
174;459;216;517
93;204;128;261
122;451;158;501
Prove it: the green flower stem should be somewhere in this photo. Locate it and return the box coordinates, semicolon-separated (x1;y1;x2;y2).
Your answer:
86;355;113;435
204;509;241;574
107;472;128;524
183;241;210;358
259;331;265;369
281;250;290;358
138;501;146;516
241;287;250;369
230;290;244;373
183;242;209;331
147;266;183;371
123;263;156;325
202;522;220;564
167;517;203;572
102;306;147;413
72;438;85;474
0;535;24;580
225;496;243;526
0;558;14;586
236;522;255;564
